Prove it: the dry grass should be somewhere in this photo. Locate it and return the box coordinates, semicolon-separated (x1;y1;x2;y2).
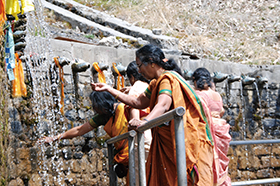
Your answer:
75;0;280;65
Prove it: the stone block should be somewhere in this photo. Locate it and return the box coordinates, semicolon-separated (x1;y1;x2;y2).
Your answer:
271;156;280;168
28;174;42;186
17;148;29;160
256;168;274;178
7;177;24;186
253;145;272;156
228;155;238;171
272;145;280;155
65;172;77;185
251;156;261;169
240;171;257;181
261;156;271;168
70;159;82;173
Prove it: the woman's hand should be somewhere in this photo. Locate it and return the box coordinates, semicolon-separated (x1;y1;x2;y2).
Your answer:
38;134;62;144
128;118;146;131
120;87;131;94
91;83;110;92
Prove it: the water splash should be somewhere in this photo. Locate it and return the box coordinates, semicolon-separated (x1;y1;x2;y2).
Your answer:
25;0;66;185
240;81;246;140
253;82;262;116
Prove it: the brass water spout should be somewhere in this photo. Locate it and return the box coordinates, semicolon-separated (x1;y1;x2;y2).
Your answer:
183;69;193;80
71;59;91;101
72;59;91;73
228;74;241;83
212;72;228;83
111;62;126;76
241;75;255;86
57;57;71;67
92;62;109;74
111;62;126;89
256;76;268;86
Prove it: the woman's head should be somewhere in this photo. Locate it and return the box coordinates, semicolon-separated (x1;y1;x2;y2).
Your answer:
192;67;212;90
126;61;149;85
90;91;117;115
135;44;182;78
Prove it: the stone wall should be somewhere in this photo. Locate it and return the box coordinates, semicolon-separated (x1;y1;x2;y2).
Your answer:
3;40;280;185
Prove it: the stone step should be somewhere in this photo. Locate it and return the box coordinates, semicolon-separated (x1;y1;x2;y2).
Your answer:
44;0;179;50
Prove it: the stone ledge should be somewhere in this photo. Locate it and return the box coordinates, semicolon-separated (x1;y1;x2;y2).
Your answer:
44;0;179;50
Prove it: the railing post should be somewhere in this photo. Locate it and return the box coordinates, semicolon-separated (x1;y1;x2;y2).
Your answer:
128;130;136;186
174;114;187;186
108;144;118;186
138;132;146;186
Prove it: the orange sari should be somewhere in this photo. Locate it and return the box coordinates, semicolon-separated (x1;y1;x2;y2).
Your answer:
145;71;214;186
103;103;129;165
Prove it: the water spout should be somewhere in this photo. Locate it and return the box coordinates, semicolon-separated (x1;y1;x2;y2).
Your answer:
183;69;193;80
241;75;255;86
71;59;91;101
228;74;241;83
111;62;126;89
256;76;268;87
91;62;109;74
111;62;126;76
212;72;228;83
72;59;91;73
57;57;71;67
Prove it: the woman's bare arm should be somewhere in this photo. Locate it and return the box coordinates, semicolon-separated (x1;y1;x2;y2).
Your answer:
128;94;172;129
92;83;150;109
42;122;94;143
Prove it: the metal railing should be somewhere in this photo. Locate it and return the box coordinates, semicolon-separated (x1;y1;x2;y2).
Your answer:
106;107;280;186
106;106;186;186
230;139;280;186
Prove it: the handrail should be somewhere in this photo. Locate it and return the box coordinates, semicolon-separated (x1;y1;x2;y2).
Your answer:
230;139;280;145
106;106;186;186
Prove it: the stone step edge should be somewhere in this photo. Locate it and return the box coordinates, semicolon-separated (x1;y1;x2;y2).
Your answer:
45;0;179;50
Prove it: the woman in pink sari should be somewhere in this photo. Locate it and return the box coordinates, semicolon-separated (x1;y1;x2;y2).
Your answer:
192;67;232;186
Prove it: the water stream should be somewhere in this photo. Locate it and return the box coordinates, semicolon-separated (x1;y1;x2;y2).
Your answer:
25;0;67;185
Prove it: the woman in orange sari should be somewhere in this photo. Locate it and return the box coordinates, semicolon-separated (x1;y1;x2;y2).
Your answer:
92;44;214;186
192;67;231;186
41;91;130;174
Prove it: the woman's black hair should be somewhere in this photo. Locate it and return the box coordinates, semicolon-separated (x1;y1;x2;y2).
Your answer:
89;91;117;116
192;67;212;90
126;61;150;84
136;44;182;75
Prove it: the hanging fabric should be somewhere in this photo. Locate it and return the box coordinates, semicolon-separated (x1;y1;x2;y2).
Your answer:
12;53;21;97
112;63;124;90
5;0;21;20
54;57;65;115
21;0;34;14
93;62;106;83
0;0;6;36
5;22;15;80
15;52;27;97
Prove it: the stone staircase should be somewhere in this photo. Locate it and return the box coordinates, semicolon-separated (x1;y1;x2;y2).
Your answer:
42;0;179;51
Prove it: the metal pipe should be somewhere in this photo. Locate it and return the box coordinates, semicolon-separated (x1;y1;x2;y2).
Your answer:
230;139;280;146
174;115;188;186
129;135;136;186
137;106;185;133
107;130;137;144
108;144;117;186
232;178;280;186
138;132;146;186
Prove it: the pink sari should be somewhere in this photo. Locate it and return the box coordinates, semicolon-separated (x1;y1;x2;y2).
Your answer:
196;91;232;186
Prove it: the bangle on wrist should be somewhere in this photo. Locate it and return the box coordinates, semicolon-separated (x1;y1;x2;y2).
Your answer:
115;93;120;99
143;118;149;122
